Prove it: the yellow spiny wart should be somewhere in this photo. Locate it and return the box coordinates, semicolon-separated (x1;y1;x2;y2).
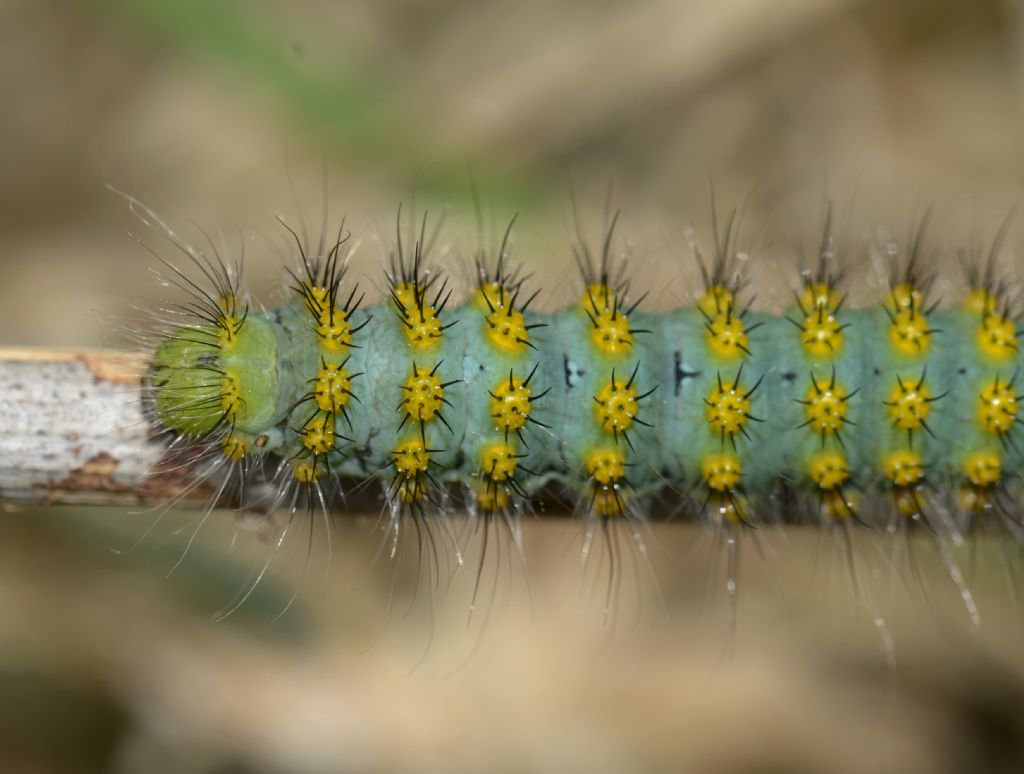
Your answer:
394;281;443;350
887;283;923;313
886;285;933;356
392;438;430;475
885;372;938;437
400;362;446;424
964;449;1002;488
964;288;998;316
799;371;852;442
474;481;510;512
586;448;628;518
697;284;734;317
821;489;859;520
586;448;627;486
480;442;518;482
702;451;742;493
480;282;530;352
583;283;633;355
592;488;626;517
490;371;533;436
222;434;248;461
888;307;932;356
395;480;422;504
798;305;844;357
704;302;750;359
977;312;1019;360
799;282;839;313
705;370;760;444
392;281;418;313
593;368;647;439
216;293;244;351
292;460;320;484
808;451;850;491
894;487;924;517
391;439;431;503
979;377;1019;435
220;371;244;419
883;449;924;488
307;286;352;351
475;281;509;312
313;363;353;414
300;415;335;455
708;491;748;524
958;485;989;515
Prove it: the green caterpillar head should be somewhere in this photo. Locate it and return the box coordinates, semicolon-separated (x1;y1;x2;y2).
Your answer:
151;328;229;437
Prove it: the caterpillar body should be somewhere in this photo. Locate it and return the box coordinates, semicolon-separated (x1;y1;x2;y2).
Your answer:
147;205;1020;537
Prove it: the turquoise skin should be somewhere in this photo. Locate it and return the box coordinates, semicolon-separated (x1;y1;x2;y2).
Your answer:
152;296;1016;501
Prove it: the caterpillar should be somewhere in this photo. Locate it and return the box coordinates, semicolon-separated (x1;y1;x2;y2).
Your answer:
132;191;1024;629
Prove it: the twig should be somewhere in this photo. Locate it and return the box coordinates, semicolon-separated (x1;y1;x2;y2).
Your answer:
0;347;188;508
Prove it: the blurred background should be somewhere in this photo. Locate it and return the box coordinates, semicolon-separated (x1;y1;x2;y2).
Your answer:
4;0;1024;771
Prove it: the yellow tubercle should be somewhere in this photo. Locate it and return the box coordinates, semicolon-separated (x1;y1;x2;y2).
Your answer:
705;374;754;441
709;492;747;524
894;487;923;517
394;281;442;350
392;438;430;479
392;281;418;313
964;449;1001;488
799;282;839;312
477;281;530;352
963;288;996;316
886;375;933;432
821;489;859;521
808;451;850;490
589;310;634;355
697;285;734;317
480;442;518;482
888;308;931;356
396;480;424;504
582;283;617;317
979;378;1019;435
583;283;633;355
401;363;445;424
799;308;844;357
404;307;442;350
702;452;742;492
592;488;626;518
594;376;639;435
705;304;749;360
292;461;320;484
490;373;533;434
977;313;1018;360
222;434;248;461
585;446;628;518
474;482;509;512
485;307;530;352
802;377;849;437
220;371;244;419
307;286;352;351
313;364;352;414
475;281;510;312
883;449;924;488
585;448;627;486
887;283;923;312
215;293;243;351
300;415;335;455
958;485;988;514
217;315;242;350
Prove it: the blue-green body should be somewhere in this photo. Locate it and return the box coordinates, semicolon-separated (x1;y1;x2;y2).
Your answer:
197;297;1016;499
